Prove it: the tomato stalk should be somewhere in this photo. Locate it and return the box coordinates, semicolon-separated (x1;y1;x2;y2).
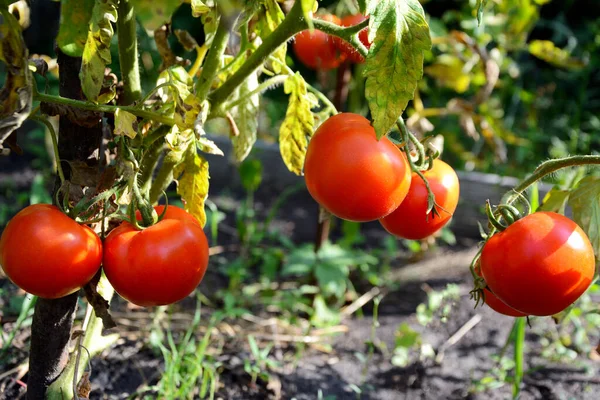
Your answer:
117;0;141;105
512;317;526;398
29;114;65;184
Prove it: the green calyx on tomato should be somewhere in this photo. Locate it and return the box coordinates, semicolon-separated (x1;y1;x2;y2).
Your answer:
304;113;412;222
0;204;103;299
103;205;209;307
480;211;595;317
379;159;460;240
294;14;346;70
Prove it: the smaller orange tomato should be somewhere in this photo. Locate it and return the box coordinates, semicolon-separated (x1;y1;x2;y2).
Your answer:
335;14;370;63
103;205;209;307
379;159;460;240
0;204;102;299
294;14;345;70
475;263;526;317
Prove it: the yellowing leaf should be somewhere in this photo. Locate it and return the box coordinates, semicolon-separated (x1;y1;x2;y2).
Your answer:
528;40;586;70
231;72;259;162
157;66;203;131
364;0;432;138
279;73;316;175
174;142;210;227
539;188;570;214
131;0;181;31
113;109;138;139
80;0;117;102
256;0;286;73
191;0;210;17
568;176;600;259
424;54;471;93
56;0;95;57
0;8;32;155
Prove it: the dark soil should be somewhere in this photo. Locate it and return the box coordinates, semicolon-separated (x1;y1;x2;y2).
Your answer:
1;145;599;400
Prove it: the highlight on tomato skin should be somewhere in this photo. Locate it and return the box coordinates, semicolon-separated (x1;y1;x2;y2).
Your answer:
379;159;460;240
0;204;103;299
480;211;595;317
103;205;209;307
303;113;412;222
293;14;346;70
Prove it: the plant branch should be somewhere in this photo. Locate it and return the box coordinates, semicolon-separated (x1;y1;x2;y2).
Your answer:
117;0;142;104
34;92;176;126
222;75;288;110
29;115;65;183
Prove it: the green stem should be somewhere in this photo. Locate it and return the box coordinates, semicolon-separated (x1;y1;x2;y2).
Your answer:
34;92;176;126
195;13;233;102
132;175;157;226
513;317;526;399
209;1;305;106
312;17;369;58
29;115;65;183
149;151;180;204
511;155;600;198
117;0;142;105
140;139;166;195
222;75;288;110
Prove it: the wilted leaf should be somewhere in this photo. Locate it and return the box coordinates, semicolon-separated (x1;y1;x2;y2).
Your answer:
56;0;95;57
131;0;181;31
364;0;432;138
197;136;224;156
157;66;203;131
40;102;101;127
568;176;600;258
174;29;198;51
539;187;570;214
256;0;286;73
77;372;92;399
424;54;471;93
80;0;117;102
113;109;138;139
0;8;32;155
279;73;316;175
174;142;210;227
68;160;101;187
231;72;259;162
529;40;586;70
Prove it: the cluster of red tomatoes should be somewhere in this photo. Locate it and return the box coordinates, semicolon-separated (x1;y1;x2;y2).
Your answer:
0;204;209;306
294;14;371;69
477;211;595;317
304;113;461;240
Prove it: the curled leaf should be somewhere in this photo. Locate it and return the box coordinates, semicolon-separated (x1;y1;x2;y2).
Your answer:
174;141;210;227
528;40;586;70
231;72;259;162
114;109;138;139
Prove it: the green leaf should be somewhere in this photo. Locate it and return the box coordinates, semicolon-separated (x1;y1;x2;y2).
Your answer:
528;40;586;70
256;0;286;73
231;72;259;162
239;158;263;193
311;295;341;328
475;0;487;26
56;0;95;57
279;73;316;175
568;176;600;258
282;244;316;276
191;0;210;17
131;0;182;31
174;141;210;227
357;0;367;14
394;322;420;348
80;0;117;102
300;0;317;30
315;262;348;299
157;66;204;132
364;0;432;138
0;8;32;155
539;187;570;214
113;109;138;139
424;54;471;93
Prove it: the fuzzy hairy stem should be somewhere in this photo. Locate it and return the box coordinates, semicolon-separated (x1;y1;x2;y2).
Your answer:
117;0;142;105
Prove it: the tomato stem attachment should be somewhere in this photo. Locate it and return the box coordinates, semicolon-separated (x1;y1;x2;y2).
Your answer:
485;200;507;232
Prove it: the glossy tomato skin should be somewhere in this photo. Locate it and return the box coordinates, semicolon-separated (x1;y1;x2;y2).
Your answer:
480;212;595;316
103;205;209;307
294;14;345;70
0;204;102;299
304;113;412;222
379;159;460;240
335;14;370;63
474;263;526;317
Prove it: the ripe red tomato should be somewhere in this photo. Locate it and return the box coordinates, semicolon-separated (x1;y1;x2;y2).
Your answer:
379;159;460;240
474;262;526;317
480;211;595;316
304;113;412;222
0;204;102;299
334;14;371;63
103;205;209;307
294;14;345;70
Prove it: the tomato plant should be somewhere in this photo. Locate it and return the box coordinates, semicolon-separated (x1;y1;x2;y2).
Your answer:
0;204;102;299
335;14;370;63
293;14;345;70
304;113;412;222
379;159;459;240
103;205;209;307
480;211;595;316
